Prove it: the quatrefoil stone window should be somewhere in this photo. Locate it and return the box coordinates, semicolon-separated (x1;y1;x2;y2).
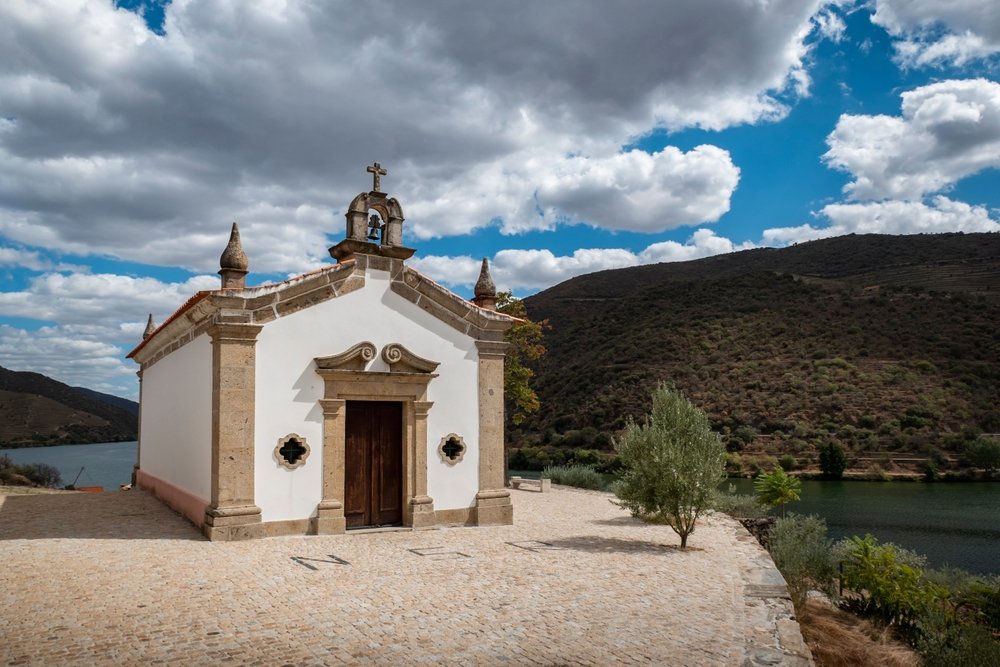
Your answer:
438;434;467;465
275;434;311;470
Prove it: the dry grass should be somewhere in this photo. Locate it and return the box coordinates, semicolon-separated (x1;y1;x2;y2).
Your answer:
798;598;921;667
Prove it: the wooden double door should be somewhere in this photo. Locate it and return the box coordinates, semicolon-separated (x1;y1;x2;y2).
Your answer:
344;401;403;529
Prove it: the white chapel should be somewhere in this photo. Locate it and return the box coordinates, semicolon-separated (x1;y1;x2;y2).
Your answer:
128;164;516;540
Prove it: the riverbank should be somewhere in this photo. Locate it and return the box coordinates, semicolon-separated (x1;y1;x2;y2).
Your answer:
0;437;135;449
727;470;999;483
0;484;78;495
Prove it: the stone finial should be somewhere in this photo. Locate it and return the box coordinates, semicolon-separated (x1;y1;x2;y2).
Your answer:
472;257;497;311
219;222;249;289
142;313;156;340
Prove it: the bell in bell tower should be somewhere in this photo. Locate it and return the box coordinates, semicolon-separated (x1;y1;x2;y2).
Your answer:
329;162;415;262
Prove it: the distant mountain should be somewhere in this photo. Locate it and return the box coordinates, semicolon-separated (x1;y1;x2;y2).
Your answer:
516;233;1000;472
0;367;138;447
73;386;139;417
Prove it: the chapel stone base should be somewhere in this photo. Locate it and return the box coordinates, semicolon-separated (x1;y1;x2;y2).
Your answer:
474;490;514;525
409;495;437;529
202;505;263;541
313;500;347;535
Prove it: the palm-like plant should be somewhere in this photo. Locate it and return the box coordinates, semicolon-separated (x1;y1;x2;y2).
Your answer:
754;467;801;517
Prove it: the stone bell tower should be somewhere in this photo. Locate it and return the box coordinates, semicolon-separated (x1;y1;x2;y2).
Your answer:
329;162;416;262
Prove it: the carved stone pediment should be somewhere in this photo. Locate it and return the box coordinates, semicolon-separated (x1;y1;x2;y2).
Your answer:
315;341;377;371
381;343;440;373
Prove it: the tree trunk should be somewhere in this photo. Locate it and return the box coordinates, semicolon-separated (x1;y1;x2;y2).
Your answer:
680;533;688;549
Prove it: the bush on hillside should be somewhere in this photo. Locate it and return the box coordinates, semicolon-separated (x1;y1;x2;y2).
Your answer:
964;438;1000;472
819;442;847;479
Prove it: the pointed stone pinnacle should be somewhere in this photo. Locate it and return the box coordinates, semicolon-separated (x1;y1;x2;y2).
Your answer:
474;257;496;299
219;222;249;272
142;314;156;340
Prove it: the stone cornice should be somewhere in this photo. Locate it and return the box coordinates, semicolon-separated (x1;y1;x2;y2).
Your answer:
315;342;377;371
475;340;510;358
381;343;440;373
390;265;517;341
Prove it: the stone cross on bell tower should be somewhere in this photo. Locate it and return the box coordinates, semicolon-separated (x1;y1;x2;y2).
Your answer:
366;162;387;193
329;162;416;262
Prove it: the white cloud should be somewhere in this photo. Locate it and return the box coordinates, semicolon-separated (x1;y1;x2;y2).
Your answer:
0;324;139;398
0;246;85;272
408;147;740;238
762;196;1000;244
0;0;837;272
814;8;848;43
411;229;753;291
0;270;225;398
0;272;218;334
872;0;1000;66
824;79;1000;200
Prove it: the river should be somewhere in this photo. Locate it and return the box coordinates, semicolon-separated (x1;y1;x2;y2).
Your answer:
3;444;997;574
727;478;999;575
1;441;136;493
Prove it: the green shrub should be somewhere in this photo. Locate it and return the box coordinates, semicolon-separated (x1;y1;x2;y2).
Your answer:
836;534;945;631
541;464;605;490
917;611;1000;667
778;454;797;471
965;438;1000;472
733;425;755;445
570;448;601;466
595;455;623;475
819;442;847;479
710;484;766;519
768;514;836;608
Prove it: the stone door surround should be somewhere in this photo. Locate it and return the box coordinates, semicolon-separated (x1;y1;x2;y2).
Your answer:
313;342;438;533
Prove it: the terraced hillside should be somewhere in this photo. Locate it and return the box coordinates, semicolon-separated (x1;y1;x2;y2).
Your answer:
0;367;137;447
515;233;1000;474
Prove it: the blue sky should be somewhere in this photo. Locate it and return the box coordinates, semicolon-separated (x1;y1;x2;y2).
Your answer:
0;0;998;399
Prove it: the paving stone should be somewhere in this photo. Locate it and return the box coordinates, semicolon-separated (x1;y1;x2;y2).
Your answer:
0;486;811;665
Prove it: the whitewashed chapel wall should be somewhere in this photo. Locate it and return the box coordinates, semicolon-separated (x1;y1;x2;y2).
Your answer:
253;268;481;523
139;333;212;502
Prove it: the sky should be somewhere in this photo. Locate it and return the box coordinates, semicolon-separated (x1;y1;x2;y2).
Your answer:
1;0;999;400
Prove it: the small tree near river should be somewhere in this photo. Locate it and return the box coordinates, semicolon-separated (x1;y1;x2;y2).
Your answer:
613;383;726;549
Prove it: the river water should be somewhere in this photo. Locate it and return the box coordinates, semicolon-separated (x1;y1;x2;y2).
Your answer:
727;478;999;575
1;441;136;492
3;444;997;574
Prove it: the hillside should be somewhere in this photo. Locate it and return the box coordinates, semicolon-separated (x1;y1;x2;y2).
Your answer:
517;232;1000;474
0;367;138;447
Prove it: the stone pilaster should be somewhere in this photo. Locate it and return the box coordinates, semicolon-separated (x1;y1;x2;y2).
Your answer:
203;322;263;540
474;340;513;525
133;368;143;486
409;400;435;528
316;398;347;534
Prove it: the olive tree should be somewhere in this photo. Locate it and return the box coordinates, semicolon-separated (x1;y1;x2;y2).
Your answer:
613;383;726;549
